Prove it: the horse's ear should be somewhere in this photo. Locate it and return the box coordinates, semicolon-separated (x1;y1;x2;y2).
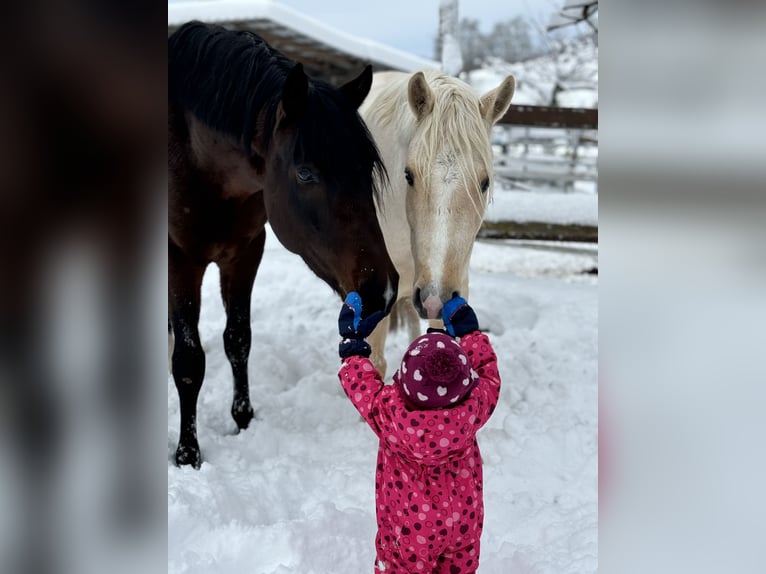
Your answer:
340;65;373;109
281;63;309;120
407;72;434;120
479;75;515;126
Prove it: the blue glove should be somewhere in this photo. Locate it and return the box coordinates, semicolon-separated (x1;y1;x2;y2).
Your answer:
338;292;387;358
442;296;479;338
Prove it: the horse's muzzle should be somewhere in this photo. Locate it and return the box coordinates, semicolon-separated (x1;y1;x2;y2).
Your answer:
413;287;460;320
357;272;399;317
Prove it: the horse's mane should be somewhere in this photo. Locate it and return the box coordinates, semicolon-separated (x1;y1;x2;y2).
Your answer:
168;21;291;154
168;21;386;195
366;70;494;213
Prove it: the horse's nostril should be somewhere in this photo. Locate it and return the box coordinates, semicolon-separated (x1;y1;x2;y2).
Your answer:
452;291;460;299
412;288;423;311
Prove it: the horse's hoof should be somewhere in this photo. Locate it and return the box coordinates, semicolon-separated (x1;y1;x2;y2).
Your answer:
231;399;254;430
175;443;202;469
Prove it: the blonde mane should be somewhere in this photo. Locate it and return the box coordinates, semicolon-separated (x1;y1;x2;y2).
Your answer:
365;70;494;218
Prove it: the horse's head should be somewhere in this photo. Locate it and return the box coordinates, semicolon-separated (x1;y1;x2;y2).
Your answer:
259;64;398;315
403;71;515;319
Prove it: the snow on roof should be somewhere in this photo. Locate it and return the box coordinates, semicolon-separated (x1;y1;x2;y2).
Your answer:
168;0;439;74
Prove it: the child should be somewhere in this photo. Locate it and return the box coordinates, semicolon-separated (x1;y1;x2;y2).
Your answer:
337;293;501;574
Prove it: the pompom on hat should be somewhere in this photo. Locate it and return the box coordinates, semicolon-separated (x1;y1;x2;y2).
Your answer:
394;333;479;409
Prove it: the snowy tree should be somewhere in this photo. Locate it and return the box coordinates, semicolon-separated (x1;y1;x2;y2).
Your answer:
435;18;484;72
435;14;544;71
535;34;598;106
485;17;538;62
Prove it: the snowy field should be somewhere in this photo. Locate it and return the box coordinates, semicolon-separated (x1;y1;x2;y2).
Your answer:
486;190;598;227
168;229;598;574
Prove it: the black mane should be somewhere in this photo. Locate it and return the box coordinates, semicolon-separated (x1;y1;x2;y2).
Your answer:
168;21;386;195
169;21;292;152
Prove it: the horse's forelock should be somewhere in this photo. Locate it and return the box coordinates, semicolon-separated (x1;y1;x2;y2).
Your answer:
368;72;494;214
410;73;494;219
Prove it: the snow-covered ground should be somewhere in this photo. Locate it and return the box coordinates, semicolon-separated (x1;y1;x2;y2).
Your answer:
168;228;598;573
486;189;598;226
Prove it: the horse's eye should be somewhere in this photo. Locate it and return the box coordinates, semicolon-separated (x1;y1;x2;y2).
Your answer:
296;167;318;184
480;176;490;193
404;167;414;187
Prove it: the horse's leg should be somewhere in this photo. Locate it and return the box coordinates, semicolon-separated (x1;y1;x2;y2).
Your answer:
169;241;206;468
368;314;391;378
398;298;423;341
218;231;266;431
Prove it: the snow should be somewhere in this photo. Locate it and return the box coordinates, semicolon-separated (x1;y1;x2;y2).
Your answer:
168;1;439;74
168;227;597;573
487;190;598;226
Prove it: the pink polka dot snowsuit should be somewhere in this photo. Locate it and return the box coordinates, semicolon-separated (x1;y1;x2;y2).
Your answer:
339;332;501;574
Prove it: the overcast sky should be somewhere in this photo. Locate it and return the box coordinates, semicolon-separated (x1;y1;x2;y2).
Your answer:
169;0;561;59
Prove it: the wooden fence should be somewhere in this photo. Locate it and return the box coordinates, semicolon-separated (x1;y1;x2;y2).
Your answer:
478;104;599;242
499;104;598;129
492;104;598;191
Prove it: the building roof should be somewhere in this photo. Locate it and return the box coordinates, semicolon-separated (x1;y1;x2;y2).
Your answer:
168;0;439;84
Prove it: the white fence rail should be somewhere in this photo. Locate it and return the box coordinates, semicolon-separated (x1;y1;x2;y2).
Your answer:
492;125;598;190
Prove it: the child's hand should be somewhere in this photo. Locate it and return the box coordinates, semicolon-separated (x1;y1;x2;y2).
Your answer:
442;296;479;337
338;292;387;359
338;292;387;340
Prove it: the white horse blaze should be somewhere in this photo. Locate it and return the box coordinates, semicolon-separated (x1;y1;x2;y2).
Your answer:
421;160;458;306
415;151;485;320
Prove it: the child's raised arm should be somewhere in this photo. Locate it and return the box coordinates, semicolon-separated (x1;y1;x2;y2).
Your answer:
338;356;387;435
336;292;390;434
443;297;501;421
461;331;501;421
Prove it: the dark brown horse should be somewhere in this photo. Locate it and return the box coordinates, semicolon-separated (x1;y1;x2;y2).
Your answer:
168;22;398;468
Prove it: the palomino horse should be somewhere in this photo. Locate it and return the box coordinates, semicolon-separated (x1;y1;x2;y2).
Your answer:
168;22;398;468
360;70;515;375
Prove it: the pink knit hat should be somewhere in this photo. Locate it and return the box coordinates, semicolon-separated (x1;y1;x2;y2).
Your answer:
394;333;479;409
